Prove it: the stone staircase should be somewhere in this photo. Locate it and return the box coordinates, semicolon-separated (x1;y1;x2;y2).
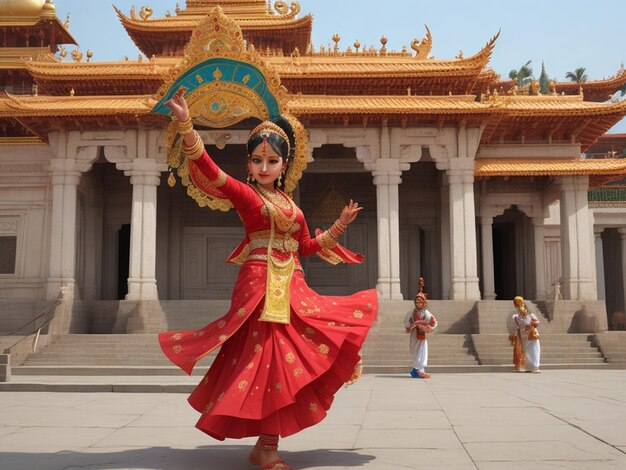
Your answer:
15;334;215;376
594;332;626;365
472;333;607;367
8;300;625;380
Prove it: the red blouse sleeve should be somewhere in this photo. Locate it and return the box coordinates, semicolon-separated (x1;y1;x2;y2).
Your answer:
189;149;257;210
297;214;322;258
297;213;365;264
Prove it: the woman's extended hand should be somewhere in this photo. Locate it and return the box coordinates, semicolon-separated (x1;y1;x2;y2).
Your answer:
339;199;363;225
165;87;190;122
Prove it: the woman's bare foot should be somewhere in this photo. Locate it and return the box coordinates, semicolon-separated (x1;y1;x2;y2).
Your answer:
249;442;288;468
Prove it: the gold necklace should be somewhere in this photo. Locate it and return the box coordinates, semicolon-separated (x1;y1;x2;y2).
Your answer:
258;185;291;211
255;185;297;232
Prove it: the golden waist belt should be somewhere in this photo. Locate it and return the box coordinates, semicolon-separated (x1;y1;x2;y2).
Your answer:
248;236;299;253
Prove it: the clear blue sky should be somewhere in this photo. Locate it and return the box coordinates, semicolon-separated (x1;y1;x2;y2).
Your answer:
56;0;625;132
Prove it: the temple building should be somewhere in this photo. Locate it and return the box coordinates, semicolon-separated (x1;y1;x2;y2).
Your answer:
2;0;626;337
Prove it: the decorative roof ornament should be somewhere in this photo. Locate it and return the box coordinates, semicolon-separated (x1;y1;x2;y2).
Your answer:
273;1;301;19
332;33;340;53
380;36;388;56
411;25;432;60
71;48;83;63
139;6;153;21
151;6;309;209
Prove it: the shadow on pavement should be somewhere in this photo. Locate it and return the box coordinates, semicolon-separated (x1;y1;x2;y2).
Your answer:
1;445;376;469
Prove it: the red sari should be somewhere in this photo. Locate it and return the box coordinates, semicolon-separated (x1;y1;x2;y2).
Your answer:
159;151;378;440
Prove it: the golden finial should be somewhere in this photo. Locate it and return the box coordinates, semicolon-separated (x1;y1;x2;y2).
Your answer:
332;33;340;52
58;45;67;60
69;88;75;96
71;48;83;62
353;39;360;53
139;6;153;21
380;35;387;55
86;50;93;62
63;13;70;29
175;2;181;14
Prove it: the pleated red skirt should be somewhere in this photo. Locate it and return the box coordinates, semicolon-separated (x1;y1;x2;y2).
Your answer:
159;265;378;440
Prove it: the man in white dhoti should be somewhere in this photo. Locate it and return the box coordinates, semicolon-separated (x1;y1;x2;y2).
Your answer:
404;292;438;378
508;296;541;373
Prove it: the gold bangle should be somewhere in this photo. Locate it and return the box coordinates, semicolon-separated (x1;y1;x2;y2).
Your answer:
334;219;347;231
181;131;204;160
178;117;194;136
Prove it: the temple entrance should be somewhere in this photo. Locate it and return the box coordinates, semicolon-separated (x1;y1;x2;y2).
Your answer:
493;221;516;299
492;206;533;300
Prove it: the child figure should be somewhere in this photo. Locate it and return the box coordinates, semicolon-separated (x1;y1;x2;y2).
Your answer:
404;287;438;379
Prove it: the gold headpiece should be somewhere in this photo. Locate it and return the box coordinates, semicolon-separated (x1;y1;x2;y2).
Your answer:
248;121;291;157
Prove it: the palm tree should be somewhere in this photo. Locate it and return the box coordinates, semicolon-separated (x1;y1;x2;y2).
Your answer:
565;67;588;83
509;60;534;87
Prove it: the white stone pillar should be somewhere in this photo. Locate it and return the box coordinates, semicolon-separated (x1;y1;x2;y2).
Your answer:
447;167;481;300
372;169;404;300
122;159;164;301
46;159;82;300
595;227;605;301
558;176;596;300
480;216;496;300
532;217;547;300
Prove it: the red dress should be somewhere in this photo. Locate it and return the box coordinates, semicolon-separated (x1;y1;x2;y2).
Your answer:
159;151;378;440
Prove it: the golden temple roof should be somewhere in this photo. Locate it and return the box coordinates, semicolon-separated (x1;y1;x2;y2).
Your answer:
115;7;311;30
0;0;52;21
0;46;57;69
0;0;76;44
495;68;626;103
22;39;501;97
475;158;626;177
114;4;312;58
554;68;626;101
287;94;492;115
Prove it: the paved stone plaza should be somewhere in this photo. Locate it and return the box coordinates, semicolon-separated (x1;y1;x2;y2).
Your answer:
1;370;626;469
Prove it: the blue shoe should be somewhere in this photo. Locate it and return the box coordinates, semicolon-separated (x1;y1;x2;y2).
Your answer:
409;368;419;378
